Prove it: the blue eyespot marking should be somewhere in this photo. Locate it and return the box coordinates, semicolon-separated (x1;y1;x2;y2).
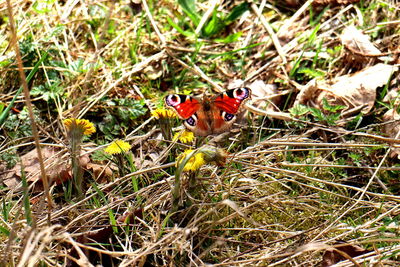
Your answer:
186;116;196;126
222;111;235;121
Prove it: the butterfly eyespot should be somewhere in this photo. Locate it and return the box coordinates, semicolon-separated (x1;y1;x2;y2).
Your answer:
233;88;250;100
222;111;235;121
186;115;197;126
166;94;181;106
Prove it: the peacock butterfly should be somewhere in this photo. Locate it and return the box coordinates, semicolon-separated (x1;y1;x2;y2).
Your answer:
165;88;251;136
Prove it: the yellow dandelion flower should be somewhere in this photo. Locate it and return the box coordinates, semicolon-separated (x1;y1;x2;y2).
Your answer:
151;108;177;119
104;140;132;155
173;130;195;143
177;149;206;172
64;118;96;136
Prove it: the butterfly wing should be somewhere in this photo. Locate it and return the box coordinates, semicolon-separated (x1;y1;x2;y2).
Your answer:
213;88;251;114
211;88;251;134
165;94;201;119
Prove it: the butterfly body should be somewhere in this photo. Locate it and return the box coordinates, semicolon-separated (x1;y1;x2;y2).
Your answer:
165;88;251;136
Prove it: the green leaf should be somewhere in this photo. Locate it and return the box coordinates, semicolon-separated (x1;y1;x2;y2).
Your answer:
69;58;86;73
0;226;10;237
91;149;109;162
214;32;243;43
98;99;147;141
308;24;321;45
21;165;32;226
289;52;304;78
0;58;12;68
108;209;118;234
290;24;320;78
177;0;201;26
31;81;64;102
347;113;363;129
225;2;250;24
325;113;341;126
289;104;310;117
2;198;10;222
115;99;147;120
202;9;224;37
92;182;118;233
166;17;195;38
309;107;325;121
0;52;48;127
297;67;325;79
322;98;345;112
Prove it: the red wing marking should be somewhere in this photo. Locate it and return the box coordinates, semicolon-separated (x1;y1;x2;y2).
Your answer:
174;97;200;119
166;95;201;119
214;94;241;114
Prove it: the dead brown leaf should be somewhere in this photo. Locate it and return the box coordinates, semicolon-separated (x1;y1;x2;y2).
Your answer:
295;64;398;116
86;162;114;183
341;25;381;56
320;241;371;267
117;208;143;223
249;80;280;112
1;147;91;190
2;147;60;189
341;25;393;66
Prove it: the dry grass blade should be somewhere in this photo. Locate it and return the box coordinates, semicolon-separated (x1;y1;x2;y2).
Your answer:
250;1;286;64
5;0;53;223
